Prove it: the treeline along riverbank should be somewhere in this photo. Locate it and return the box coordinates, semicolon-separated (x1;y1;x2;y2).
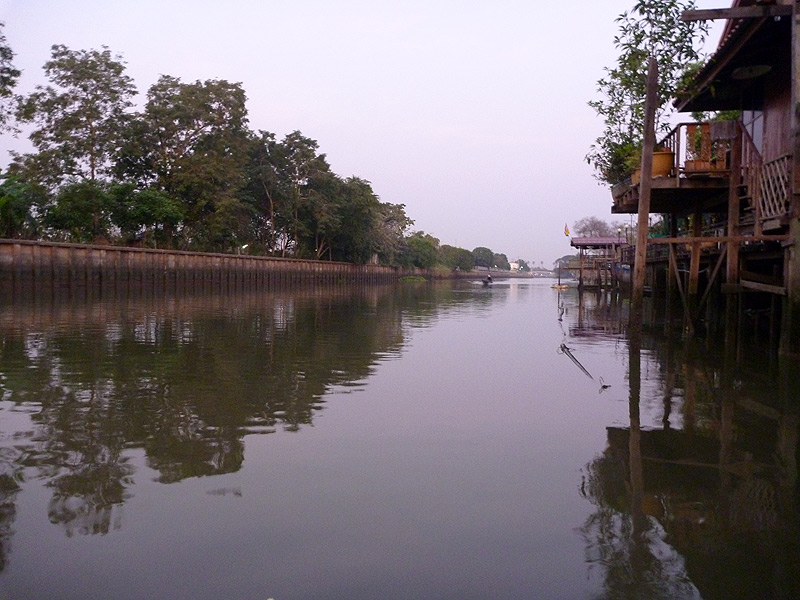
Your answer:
0;239;431;302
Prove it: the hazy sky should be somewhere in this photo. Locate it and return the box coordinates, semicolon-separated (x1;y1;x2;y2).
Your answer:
0;0;724;265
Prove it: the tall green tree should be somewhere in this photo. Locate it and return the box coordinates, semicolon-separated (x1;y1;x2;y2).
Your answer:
300;170;344;260
493;253;510;271
586;0;707;183
14;45;136;189
45;180;112;242
241;130;285;254
438;245;475;271
472;246;494;269
117;76;251;250
0;174;45;238
373;201;412;265
401;231;439;269
108;183;184;246
320;176;378;263
276;131;331;257
0;22;20;131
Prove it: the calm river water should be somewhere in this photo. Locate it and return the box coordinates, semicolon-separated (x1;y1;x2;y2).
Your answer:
0;279;797;599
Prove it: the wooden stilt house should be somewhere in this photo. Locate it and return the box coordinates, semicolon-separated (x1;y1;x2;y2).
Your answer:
570;236;628;290
610;0;800;355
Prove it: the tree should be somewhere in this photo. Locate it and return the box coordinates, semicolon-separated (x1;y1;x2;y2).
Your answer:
516;259;530;272
302;174;378;263
241;130;284;254
329;177;385;264
373;201;412;266
401;231;439;269
493;253;510;271
438;245;475;271
276;131;332;256
472;246;494;269
573;216;619;237
116;76;251;250
45;180;113;242
586;0;707;184
14;45;136;189
0;173;45;238
554;254;577;269
0;22;20;131
109;183;184;246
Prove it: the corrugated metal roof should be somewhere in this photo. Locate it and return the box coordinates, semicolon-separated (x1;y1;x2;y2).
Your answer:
570;236;627;248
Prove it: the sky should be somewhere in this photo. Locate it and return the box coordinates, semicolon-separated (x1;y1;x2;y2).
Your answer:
0;0;725;266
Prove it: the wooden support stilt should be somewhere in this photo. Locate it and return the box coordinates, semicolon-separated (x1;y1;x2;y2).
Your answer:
727;124;742;285
781;0;800;356
668;243;689;315
686;213;703;333
698;245;728;315
632;57;659;327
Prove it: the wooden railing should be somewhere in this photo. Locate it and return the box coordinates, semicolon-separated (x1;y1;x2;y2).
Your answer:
613;120;793;229
658;121;735;176
660;121;791;226
760;154;791;221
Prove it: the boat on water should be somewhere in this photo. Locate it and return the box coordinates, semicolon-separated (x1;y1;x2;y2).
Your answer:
551;268;567;289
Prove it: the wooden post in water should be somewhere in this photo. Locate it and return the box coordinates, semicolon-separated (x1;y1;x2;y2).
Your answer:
725;123;743;353
782;0;800;357
686;210;702;333
632;57;659;324
628;56;658;540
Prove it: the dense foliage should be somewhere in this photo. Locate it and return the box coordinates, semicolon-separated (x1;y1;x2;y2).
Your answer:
586;0;707;184
0;32;523;269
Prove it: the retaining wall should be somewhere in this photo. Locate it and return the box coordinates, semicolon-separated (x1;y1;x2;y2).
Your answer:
0;240;411;301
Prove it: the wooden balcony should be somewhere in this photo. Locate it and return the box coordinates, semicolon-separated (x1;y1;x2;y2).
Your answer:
610;121;793;234
611;121;731;216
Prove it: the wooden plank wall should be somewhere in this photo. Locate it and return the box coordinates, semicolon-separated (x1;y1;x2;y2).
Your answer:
0;240;408;301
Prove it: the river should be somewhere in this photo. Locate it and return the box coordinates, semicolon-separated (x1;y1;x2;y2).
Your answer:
0;278;797;599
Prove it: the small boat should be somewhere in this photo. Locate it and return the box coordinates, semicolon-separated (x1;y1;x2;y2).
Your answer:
551;265;568;289
482;275;493;287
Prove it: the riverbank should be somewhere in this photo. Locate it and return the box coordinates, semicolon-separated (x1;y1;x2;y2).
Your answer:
0;239;535;301
0;239;409;300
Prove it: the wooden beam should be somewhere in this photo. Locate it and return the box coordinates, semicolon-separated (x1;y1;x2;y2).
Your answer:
740;268;783;286
668;244;689;312
741;279;787;295
681;5;792;22
698;245;728;312
689;214;703;297
645;234;790;244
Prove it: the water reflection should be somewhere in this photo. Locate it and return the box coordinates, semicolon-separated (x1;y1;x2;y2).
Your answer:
573;288;800;599
0;281;797;598
0;282;500;550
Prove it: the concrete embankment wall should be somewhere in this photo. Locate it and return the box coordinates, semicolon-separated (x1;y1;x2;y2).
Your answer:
0;240;415;300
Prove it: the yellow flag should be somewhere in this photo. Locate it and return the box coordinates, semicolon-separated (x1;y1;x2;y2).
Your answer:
564;223;570;236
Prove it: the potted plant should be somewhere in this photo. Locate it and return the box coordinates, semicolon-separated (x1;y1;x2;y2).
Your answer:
585;0;708;187
652;144;675;178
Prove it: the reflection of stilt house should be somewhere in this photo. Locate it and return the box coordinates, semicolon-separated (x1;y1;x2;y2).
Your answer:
609;1;800;355
569;236;628;290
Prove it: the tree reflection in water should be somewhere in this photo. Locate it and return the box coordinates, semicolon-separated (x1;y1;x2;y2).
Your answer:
0;454;22;571
0;283;463;554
